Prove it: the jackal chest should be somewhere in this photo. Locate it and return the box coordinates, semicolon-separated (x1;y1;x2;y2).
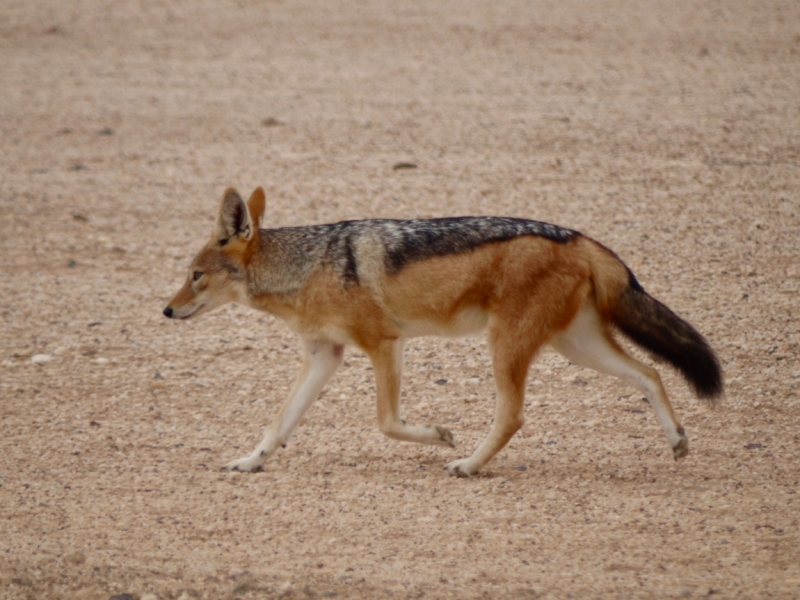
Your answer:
249;282;400;348
283;315;358;346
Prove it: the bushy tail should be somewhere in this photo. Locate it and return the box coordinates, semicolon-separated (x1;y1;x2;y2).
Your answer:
611;273;723;401
584;236;723;402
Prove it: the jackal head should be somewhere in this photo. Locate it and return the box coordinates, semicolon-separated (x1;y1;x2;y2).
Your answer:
163;187;265;320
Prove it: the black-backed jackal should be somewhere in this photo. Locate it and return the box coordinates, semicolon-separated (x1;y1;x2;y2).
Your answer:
164;187;723;477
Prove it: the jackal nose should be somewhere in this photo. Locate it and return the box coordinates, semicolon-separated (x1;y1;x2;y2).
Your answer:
163;306;173;318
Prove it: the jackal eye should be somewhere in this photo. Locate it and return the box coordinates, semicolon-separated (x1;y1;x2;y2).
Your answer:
192;270;204;282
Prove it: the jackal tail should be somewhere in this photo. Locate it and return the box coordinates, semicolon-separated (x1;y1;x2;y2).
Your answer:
588;239;724;402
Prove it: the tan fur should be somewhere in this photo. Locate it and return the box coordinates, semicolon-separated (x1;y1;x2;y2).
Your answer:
164;187;718;477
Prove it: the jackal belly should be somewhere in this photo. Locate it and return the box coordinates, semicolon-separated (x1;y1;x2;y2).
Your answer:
398;305;489;338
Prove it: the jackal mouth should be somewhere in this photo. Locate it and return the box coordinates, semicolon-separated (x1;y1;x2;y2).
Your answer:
163;303;205;320
178;303;205;319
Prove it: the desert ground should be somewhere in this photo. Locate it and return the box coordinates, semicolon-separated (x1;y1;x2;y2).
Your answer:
1;0;798;598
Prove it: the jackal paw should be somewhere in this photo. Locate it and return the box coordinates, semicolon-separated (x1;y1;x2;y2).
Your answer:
433;425;455;448
672;428;689;461
445;458;477;478
222;453;264;473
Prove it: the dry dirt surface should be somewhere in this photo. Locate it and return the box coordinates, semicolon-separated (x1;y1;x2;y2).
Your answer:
1;1;799;598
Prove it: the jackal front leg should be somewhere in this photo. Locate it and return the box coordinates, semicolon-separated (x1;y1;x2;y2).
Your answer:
222;339;343;472
369;338;455;448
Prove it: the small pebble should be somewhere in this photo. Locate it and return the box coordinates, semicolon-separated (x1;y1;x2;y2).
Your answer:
65;551;86;564
31;354;53;364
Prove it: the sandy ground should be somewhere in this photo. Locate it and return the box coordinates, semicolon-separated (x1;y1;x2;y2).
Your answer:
1;0;799;598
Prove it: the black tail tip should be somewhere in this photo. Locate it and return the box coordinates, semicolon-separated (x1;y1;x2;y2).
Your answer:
690;355;724;403
163;306;174;318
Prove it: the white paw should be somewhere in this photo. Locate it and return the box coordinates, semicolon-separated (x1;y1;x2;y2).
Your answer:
672;426;689;460
433;425;455;448
445;458;477;478
222;453;264;472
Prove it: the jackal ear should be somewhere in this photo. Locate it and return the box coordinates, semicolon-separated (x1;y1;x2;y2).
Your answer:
215;187;255;245
246;187;266;230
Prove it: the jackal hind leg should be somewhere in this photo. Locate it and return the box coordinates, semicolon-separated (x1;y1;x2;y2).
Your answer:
369;338;455;448
445;323;537;478
222;339;343;472
549;302;688;459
